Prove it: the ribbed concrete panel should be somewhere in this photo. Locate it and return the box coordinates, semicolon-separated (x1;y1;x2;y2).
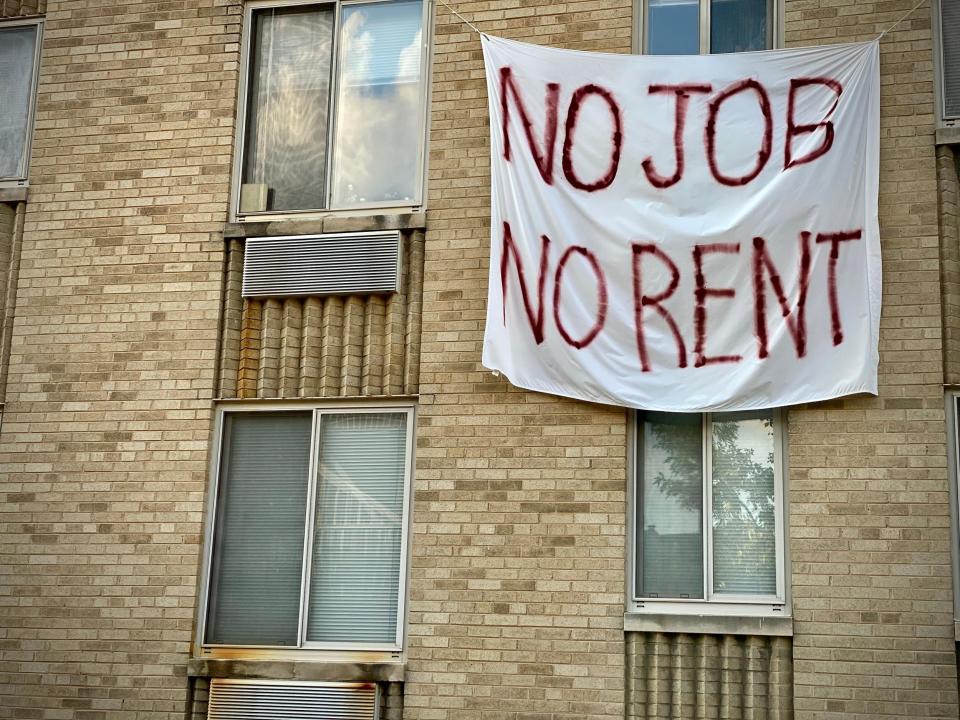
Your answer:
219;230;424;399
626;632;793;720
0;201;23;403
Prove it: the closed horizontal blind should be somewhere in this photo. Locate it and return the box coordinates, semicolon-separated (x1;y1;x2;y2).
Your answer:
307;412;407;645
206;412;312;646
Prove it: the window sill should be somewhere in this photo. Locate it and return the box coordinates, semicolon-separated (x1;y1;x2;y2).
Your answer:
0;186;28;203
187;657;404;684
936;127;960;146
624;612;793;637
223;211;426;240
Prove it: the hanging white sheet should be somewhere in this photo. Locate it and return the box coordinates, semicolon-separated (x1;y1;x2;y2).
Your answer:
481;34;880;411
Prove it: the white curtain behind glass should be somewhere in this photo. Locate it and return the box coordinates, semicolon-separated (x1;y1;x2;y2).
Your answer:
243;6;333;211
0;26;38;179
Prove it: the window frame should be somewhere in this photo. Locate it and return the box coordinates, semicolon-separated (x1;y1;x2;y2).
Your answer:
633;0;781;54
0;16;43;187
196;401;416;655
933;0;959;127
230;0;433;221
628;409;790;618
945;392;960;638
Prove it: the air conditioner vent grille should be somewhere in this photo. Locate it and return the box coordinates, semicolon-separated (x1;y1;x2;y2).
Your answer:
207;679;378;720
242;232;401;298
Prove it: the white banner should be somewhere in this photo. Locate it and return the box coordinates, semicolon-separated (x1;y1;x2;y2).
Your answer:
481;35;880;412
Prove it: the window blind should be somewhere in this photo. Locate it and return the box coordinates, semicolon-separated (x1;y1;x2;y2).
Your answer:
307;412;407;645
0;25;38;179
206;412;313;646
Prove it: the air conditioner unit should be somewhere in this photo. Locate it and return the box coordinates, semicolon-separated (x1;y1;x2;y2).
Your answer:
241;231;402;298
937;0;960;127
207;679;378;720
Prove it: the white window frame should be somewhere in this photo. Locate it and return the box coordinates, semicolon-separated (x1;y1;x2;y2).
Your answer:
628;409;789;618
633;0;781;54
196;401;416;655
230;0;433;221
0;17;43;187
945;392;960;639
933;0;960;128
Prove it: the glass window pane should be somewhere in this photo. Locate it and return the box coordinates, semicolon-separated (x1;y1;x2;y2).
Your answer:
243;6;334;212
638;412;704;599
307;412;408;645
710;0;769;53
711;410;777;596
330;1;424;207
206;412;313;646
943;0;960;117
0;25;38;179
647;0;700;55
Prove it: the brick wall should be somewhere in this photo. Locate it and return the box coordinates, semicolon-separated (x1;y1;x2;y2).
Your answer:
0;0;957;719
785;1;959;718
0;1;237;715
406;3;633;719
939;145;960;383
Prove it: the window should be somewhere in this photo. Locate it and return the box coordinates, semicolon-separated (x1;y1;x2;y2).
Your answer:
202;406;414;650
235;0;429;216
934;0;960;126
0;19;42;185
638;0;773;54
631;409;786;613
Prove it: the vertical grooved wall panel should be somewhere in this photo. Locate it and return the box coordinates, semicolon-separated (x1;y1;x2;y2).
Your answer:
403;232;423;394
218;239;244;398
626;632;793;720
239;299;262;399
300;297;323;396
0;0;44;17
221;232;424;399
0;202;24;404
258;299;281;397
939;146;960;384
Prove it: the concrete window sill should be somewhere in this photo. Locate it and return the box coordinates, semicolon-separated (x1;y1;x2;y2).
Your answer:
936;127;960;146
223;212;426;240
187;658;405;684
624;612;793;637
0;187;28;203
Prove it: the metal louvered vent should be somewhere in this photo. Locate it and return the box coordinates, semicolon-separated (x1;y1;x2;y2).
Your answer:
207;679;378;720
242;232;401;298
942;0;960;122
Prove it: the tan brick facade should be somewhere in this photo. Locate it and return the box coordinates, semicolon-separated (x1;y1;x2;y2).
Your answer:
0;1;957;719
